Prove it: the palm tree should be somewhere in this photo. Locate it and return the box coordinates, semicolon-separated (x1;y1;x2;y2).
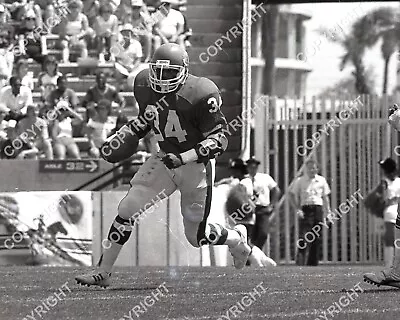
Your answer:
351;7;399;94
317;28;372;94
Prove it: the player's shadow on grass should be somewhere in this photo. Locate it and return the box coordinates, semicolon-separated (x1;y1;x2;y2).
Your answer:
75;286;160;291
361;288;400;293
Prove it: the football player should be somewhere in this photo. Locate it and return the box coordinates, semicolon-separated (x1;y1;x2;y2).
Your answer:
75;43;251;288
363;104;400;288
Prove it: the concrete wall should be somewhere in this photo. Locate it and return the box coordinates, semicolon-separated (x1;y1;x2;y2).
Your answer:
0;160;115;192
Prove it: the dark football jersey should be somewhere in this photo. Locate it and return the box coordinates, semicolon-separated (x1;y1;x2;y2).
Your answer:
133;69;227;154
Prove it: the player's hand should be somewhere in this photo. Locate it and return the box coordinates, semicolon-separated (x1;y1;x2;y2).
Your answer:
388;106;400;131
162;153;184;169
389;104;399;117
296;209;304;219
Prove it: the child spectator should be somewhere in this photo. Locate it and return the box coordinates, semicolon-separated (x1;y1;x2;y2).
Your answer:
37;55;62;102
114;24;146;92
58;0;92;63
16;10;47;64
93;3;118;62
51;100;83;159
85;99;115;158
14;59;34;91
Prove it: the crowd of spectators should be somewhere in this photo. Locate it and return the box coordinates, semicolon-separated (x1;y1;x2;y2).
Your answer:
0;0;191;160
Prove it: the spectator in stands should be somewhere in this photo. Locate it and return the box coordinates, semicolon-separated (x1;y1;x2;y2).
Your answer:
4;0;28;21
83;0;99;26
42;4;62;35
58;0;92;63
153;0;185;50
15;104;53;159
37;55;62;102
85;99;115;158
114;24;147;92
0;103;8;142
46;74;79;110
15;59;34;91
93;3;118;63
130;0;151;62
16;10;47;64
82;71;125;120
98;0;120;13
51;101;82;159
0;4;15;88
0;76;33;120
22;0;43;27
0;125;38;159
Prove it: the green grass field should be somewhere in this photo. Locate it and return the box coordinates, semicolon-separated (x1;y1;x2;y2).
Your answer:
0;265;399;320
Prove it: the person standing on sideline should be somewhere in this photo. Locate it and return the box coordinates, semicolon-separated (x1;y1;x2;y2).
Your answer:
378;158;400;268
289;159;331;266
246;157;281;252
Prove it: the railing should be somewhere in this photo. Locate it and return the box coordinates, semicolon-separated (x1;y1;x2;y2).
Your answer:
254;95;397;264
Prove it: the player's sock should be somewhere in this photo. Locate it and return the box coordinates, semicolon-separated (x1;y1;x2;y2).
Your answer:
200;223;241;247
384;246;394;268
98;215;133;273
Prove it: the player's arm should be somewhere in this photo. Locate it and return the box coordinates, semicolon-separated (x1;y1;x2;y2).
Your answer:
161;80;228;169
180;92;228;164
389;104;400;131
100;75;152;163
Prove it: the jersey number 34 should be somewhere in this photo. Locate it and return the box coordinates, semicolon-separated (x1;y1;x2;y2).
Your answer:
151;108;188;143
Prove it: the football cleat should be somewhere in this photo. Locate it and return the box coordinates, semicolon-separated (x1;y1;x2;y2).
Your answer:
363;269;400;288
228;224;251;269
75;270;112;288
248;245;277;267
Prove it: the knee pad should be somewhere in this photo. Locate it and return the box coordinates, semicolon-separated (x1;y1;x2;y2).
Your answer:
107;215;133;245
197;222;228;246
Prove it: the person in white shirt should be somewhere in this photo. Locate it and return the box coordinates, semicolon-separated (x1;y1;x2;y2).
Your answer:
379;158;400;268
289;159;331;266
0;76;33;119
114;24;147;91
93;3;119;62
215;158;277;267
246;157;281;251
153;0;185;50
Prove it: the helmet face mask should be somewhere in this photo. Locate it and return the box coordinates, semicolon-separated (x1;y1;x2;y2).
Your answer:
148;44;189;94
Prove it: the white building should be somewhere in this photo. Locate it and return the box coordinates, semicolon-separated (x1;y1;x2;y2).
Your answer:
250;4;312;99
